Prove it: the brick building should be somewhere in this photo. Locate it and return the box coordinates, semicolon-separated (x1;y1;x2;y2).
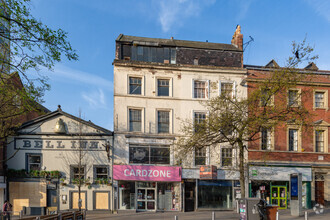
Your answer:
246;61;330;208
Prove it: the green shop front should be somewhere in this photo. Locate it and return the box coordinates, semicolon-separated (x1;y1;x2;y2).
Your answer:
249;165;312;209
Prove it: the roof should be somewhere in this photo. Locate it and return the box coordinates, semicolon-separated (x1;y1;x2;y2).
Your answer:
19;105;113;135
244;64;330;75
116;34;242;52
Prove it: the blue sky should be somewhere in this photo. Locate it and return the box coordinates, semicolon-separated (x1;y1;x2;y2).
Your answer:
29;0;330;130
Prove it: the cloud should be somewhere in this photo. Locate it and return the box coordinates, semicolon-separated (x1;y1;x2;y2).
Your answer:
305;0;330;23
39;64;113;91
157;0;216;32
82;89;107;109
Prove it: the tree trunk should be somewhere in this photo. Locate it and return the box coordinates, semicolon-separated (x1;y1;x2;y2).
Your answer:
238;140;246;199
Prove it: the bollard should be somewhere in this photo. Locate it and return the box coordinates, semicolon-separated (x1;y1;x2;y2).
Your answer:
276;211;279;220
174;215;178;220
305;211;308;220
19;210;23;219
212;211;215;220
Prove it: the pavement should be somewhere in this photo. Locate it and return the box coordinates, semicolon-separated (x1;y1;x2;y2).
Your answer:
85;208;330;220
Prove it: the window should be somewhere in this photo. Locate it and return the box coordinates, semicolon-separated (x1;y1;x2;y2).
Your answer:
95;166;108;179
315;92;325;108
130;46;176;64
289;129;298;151
194;81;208;98
221;148;232;167
261;128;272;150
195;147;206;166
129;109;142;132
194;112;206;132
158;111;170;133
129;77;142;95
220;82;234;98
129;145;170;164
157;79;169;96
315;130;324;152
260;89;273;106
71;166;85;180
27;154;41;171
288;90;299;107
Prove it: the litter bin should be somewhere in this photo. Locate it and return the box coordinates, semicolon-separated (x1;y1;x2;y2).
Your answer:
266;205;278;220
239;198;264;220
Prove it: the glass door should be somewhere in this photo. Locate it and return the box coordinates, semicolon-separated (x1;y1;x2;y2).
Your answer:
271;186;287;209
137;188;156;211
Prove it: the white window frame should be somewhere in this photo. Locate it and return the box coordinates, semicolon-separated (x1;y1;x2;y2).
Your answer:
127;75;144;95
221;147;233;167
313;90;328;110
192;79;209;99
287;125;302;152
288;89;301;107
128;107;144;133
219;80;236;98
260;127;273;150
156;77;172;97
194;146;208;167
313;124;329;153
156;109;172;134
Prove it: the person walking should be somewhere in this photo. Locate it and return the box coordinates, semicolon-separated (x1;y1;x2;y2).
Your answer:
2;200;12;220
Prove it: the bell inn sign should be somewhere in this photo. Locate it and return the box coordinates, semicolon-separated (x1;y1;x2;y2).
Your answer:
14;138;106;150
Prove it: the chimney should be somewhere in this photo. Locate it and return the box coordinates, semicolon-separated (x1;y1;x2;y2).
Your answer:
231;25;243;50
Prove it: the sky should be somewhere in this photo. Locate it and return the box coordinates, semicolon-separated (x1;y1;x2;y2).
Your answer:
28;0;330;130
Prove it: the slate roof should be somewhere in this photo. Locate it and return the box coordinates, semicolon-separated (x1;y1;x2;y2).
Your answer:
116;34;242;52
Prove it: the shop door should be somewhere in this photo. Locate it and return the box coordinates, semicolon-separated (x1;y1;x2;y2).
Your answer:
71;192;86;210
315;181;324;205
119;188;130;210
47;189;58;209
137;188;156;211
271;186;287;209
184;182;195;212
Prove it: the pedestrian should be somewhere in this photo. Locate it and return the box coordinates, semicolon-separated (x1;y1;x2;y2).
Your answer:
2;200;12;220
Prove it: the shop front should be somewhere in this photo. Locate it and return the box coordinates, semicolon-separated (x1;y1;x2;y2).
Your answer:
249;165;312;209
113;165;182;211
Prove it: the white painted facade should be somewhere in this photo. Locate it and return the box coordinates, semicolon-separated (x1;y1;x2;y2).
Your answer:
6;109;113;213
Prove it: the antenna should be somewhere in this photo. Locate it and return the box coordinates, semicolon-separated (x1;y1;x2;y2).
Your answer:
243;36;254;51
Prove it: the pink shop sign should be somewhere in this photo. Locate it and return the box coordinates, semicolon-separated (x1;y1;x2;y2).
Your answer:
113;165;182;182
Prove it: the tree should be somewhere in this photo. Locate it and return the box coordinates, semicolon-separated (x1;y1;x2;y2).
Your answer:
177;40;317;199
0;0;78;143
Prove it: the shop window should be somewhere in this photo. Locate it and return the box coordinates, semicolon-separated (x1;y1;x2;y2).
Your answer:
221;148;232;167
71;165;85;180
26;154;41;172
288;129;298;151
193;80;208;99
195;147;206;166
315;130;324;152
158;111;170;133
129;77;142;95
261;128;272;150
220;82;234;98
157;79;170;96
157;182;180;211
194;112;206;132
129;145;170;164
129;109;142;132
94;166;108;179
288;89;300;107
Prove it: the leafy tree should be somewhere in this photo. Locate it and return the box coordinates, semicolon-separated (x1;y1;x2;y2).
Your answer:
177;40;317;198
0;0;78;144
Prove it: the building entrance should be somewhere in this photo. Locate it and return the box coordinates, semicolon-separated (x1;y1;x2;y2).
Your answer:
137;188;156;211
271;186;287;209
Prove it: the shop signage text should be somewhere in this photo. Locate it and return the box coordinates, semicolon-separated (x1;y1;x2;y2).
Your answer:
249;166;312;181
114;165;181;182
15;139;104;149
200;165;217;179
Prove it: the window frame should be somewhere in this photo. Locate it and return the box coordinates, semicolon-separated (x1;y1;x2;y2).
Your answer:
129;144;170;165
128;108;143;132
25;153;42;172
260;127;273;150
192;79;209;99
70;165;86;181
313;90;328;110
194;146;207;166
128;76;143;95
156;78;172;97
286;125;301;152
156;109;172;134
219;81;236;98
93;165;109;180
313;124;329;153
193;111;207;133
221;148;233;167
260;88;274;106
287;89;301;107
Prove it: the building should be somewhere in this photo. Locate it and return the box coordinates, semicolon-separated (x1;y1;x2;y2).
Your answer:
6;106;113;215
113;26;247;211
246;61;330;209
0;72;49;211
